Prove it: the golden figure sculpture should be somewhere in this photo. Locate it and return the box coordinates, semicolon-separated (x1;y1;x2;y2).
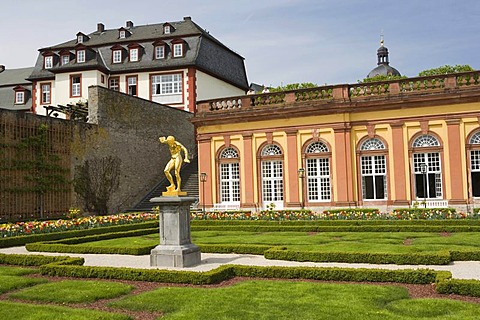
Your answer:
159;136;190;196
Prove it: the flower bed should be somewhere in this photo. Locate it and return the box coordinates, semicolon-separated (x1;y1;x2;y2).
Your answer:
0;213;158;238
190;208;480;221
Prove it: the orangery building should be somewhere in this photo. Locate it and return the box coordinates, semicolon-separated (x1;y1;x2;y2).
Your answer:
192;68;480;213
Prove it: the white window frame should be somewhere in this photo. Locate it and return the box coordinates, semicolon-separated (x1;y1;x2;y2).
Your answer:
113;50;122;63
129;48;138;62
109;77;119;91
77;35;83;43
173;43;183;57
71;76;81;97
15;91;25;104
155;46;165;59
41;83;51;104
164;25;171;34
76;50;86;63
127;76;137;96
470;132;480;198
61;55;70;65
119;30;126;39
361;155;387;200
261;160;284;205
219;148;240;204
305;142;331;202
44;56;53;69
151;73;182;96
413;152;443;199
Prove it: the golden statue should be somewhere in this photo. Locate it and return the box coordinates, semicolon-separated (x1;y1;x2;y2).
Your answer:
159;136;190;196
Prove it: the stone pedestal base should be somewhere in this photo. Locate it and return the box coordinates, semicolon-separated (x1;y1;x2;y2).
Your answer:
150;244;201;268
149;196;201;268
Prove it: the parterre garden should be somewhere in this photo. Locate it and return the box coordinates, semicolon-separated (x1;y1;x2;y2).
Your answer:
2;208;480;319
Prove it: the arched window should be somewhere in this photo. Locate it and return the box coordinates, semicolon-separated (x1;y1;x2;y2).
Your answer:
260;144;283;208
305;141;330;201
359;138;387;200
469;131;480;197
412;134;442;199
218;147;240;203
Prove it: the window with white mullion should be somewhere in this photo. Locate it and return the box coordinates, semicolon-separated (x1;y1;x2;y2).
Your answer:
262;160;283;202
151;74;182;96
471;149;480;197
155;46;165;59
413;152;442;199
113;50;122;63
306;158;330;201
220;163;240;203
361;155;386;200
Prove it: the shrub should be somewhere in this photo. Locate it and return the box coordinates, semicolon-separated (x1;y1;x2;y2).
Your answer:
436;279;480;297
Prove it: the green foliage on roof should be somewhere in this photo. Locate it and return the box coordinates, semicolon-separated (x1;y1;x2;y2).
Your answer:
360;74;407;83
270;82;318;92
418;65;474;77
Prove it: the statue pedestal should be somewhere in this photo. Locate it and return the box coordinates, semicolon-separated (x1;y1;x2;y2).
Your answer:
149;196;201;268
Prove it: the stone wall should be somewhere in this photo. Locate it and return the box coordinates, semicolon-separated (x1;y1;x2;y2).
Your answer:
71;86;195;213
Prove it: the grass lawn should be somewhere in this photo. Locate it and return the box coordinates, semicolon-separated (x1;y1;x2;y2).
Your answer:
0;301;131;320
79;231;480;254
109;280;480;320
0;266;48;294
9;280;134;303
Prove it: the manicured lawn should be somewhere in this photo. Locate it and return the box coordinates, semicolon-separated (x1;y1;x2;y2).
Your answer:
0;266;48;294
9;280;134;303
0;301;131;320
80;231;480;254
109;280;480;320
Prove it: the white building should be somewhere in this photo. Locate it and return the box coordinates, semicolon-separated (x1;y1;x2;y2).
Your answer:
27;17;249;115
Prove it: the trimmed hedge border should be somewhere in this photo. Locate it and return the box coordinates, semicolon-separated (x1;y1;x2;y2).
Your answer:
191;219;480;226
38;262;443;285
191;225;480;232
0;253;84;266
3;251;480;299
264;247;452;265
436;279;480;297
0;221;158;248
25;227;159;255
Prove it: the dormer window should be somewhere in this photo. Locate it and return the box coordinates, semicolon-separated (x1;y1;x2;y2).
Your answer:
129;48;138;62
76;49;86;63
76;32;89;44
13;86;26;105
113;50;122;63
155;45;165;59
118;27;131;39
44;55;53;69
153;40;167;59
163;23;174;35
62;55;70;65
127;43;142;62
173;43;183;57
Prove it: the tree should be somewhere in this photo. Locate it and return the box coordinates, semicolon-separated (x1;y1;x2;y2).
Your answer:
73;156;121;215
418;65;474;77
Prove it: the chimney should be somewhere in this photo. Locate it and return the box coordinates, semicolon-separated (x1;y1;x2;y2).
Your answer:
0;65;5;73
126;21;134;28
183;16;191;21
97;23;105;33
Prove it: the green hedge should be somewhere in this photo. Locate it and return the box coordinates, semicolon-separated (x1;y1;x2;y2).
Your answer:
191;225;480;232
198;244;271;255
264;248;452;265
449;250;480;261
436;279;480;297
25;227;159;255
38;262;442;285
0;253;84;266
191;219;480;226
0;221;158;248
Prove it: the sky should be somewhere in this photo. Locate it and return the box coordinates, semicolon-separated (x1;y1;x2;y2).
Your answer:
1;0;479;87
